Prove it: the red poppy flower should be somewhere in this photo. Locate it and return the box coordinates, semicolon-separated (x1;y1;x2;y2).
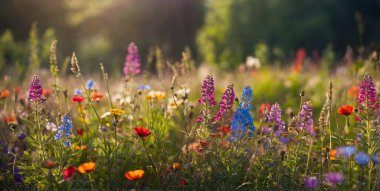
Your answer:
134;127;151;137
72;96;85;103
338;105;354;116
259;103;271;114
64;166;77;180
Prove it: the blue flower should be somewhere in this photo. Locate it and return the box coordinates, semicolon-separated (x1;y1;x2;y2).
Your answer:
231;86;255;139
372;155;379;165
137;84;151;91
355;152;370;166
63;140;72;147
239;86;252;109
54;126;64;141
74;88;83;95
54;114;73;145
343;146;356;157
86;80;94;90
62;114;73;137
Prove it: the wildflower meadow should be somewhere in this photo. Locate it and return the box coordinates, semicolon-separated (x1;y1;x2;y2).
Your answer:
1;1;380;190
0;39;379;190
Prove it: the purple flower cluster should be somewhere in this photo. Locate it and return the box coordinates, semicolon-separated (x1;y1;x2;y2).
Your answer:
123;42;141;77
325;172;344;185
28;75;43;102
213;84;235;123
297;101;315;136
269;103;285;137
358;74;378;110
304;176;318;189
198;75;216;106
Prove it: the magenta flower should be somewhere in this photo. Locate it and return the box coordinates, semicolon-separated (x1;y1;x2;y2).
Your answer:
123;42;141;77
297;101;315;136
358;74;378;110
198;75;216;106
28;75;43;102
213;84;235;123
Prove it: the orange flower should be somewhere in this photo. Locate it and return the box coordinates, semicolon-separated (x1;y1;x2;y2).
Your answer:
91;92;104;101
13;86;21;94
77;162;96;174
218;125;231;135
348;85;359;98
172;163;180;170
330;149;337;160
4;115;17;124
0;89;10;99
42;88;51;98
74;145;87;150
338;105;354;116
124;170;144;181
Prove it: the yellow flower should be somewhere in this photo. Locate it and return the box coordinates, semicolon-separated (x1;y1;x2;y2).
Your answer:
110;108;125;116
146;91;166;101
74;145;88;150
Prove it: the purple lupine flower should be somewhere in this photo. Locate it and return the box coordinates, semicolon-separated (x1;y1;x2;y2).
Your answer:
269;103;286;137
325;172;344;185
28;75;43;102
304;176;318;189
123;42;141;77
358;74;378;110
297;101;315;136
198;75;216;106
213;84;235;123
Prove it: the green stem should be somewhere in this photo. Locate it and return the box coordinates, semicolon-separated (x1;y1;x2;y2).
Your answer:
88;173;94;191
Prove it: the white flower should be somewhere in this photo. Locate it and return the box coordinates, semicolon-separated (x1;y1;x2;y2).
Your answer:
46;122;57;132
246;56;261;69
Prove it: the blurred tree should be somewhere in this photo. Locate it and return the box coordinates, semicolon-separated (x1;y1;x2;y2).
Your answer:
197;0;380;68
